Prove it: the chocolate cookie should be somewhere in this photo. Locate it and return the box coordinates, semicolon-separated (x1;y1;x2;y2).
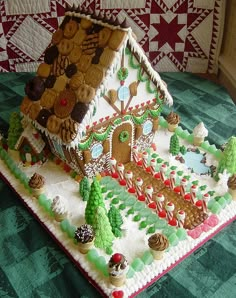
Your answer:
44;45;59;65
65;63;77;78
52;54;69;77
36;109;52;128
25;77;45;101
54;89;76;119
92;47;104;64
71;102;89;123
45;75;56;89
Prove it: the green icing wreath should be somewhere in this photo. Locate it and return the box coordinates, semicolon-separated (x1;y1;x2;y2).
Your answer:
117;67;129;81
119;130;129;143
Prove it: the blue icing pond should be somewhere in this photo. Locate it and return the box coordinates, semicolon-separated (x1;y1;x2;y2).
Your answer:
184;151;210;174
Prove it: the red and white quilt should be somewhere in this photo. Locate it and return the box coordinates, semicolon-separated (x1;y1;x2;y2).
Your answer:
0;0;225;73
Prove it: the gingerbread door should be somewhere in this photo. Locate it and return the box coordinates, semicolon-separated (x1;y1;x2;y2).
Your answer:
111;122;133;164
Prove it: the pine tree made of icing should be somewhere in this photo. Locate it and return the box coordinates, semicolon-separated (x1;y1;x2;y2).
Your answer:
7;112;23;150
215;136;236;181
108;205;123;238
169;133;180;155
79;176;90;201
85;178;105;226
94;206;114;254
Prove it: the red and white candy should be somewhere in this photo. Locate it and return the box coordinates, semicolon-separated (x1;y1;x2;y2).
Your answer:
160;164;167;182
169;170;176;189
132;146;139;163
180;178;187;198
155;193;165;213
150;158;157;176
165;202;175;221
145;185;153;204
177;210;186;228
125;170;133;190
117;163;124;181
135;177;143;197
109;157;117;174
190;184;198;204
142;151;149;170
202;193;209;213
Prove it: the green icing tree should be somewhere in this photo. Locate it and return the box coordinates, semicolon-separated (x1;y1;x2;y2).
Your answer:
108;205;123;238
169;133;180;155
85;178;105;226
180;145;187;155
94;206;114;254
79;176;90;201
215;136;236;181
7;112;23;150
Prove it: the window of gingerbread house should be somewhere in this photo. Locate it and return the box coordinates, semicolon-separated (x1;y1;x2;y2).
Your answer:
143;120;153;135
91;143;103;159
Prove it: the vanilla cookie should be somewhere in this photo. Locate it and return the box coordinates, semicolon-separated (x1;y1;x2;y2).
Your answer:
84;65;104;89
47;114;62;134
54;89;76;119
58;38;74;56
29;102;42;120
98;27;112;47
76;84;95;103
64;19;78;39
69;72;84;90
80;18;92;29
69;45;82;63
37;63;51;78
108;30;127;51
52;54;69;77
73;28;87;46
40;89;57;109
59;118;78;143
99;47;115;68
77;54;93;73
20;96;32;115
53;75;68;92
52;28;64;45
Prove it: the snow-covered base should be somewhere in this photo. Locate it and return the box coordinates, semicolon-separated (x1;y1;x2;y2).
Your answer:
1;127;236;298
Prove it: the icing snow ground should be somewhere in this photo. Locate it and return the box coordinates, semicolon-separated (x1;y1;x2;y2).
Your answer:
1;127;235;297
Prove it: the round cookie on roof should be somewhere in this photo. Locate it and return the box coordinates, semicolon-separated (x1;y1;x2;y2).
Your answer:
25;77;45;101
36;109;52;128
54;89;76;119
76;84;95;103
71;102;89;123
44;45;59;65
40;89;57;109
64;19;78;39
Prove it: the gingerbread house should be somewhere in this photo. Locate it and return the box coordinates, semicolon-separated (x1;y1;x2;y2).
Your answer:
20;6;173;177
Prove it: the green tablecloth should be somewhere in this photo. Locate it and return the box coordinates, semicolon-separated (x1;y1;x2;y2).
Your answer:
0;72;236;298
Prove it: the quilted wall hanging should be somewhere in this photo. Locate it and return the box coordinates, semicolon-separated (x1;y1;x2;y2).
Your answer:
0;0;225;73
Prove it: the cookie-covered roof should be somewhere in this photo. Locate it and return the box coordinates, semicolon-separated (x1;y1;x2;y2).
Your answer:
20;6;173;146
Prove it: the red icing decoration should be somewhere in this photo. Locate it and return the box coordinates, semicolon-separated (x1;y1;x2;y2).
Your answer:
195;200;203;207
112;253;122;263
120;80;125;86
119;179;126;186
128;187;136;194
158;210;166;218
63;163;71;173
184;193;191;201
169;218;177;226
137;160;143;166
112;290;124;298
148;202;156;209
164;179;170;186
146;167;151;173
174;186;181;193
33;133;39;139
60;98;67;106
112;172;119;179
154;172;161;179
138;195;145;202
